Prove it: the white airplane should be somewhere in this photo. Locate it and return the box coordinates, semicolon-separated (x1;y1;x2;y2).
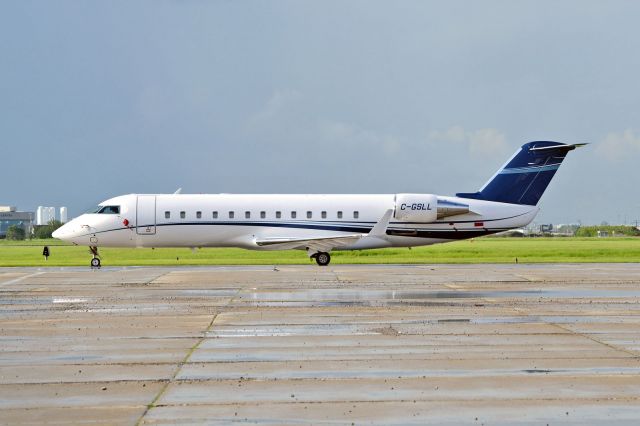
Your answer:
53;141;585;267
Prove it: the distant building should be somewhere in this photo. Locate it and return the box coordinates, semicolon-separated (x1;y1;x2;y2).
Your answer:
539;224;553;234
36;206;56;225
554;223;580;236
0;206;34;238
60;207;68;223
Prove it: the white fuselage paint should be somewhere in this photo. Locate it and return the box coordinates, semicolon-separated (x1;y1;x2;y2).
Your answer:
53;193;538;251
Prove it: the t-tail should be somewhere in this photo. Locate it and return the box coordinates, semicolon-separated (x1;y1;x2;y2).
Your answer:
456;141;587;206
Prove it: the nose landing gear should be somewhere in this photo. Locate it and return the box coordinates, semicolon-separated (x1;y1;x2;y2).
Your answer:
89;246;101;268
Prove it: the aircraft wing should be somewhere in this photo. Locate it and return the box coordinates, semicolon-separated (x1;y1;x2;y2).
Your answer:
254;234;364;252
253;209;394;253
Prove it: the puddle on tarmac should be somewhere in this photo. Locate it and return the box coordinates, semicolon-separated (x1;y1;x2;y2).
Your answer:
472;316;640;324
209;314;640;338
53;298;88;304
179;289;239;297
209;324;382;337
240;288;640;302
231;301;373;307
0;298;52;305
181;366;640;381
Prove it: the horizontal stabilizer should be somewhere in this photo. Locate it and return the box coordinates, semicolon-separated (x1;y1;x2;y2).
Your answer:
528;143;588;152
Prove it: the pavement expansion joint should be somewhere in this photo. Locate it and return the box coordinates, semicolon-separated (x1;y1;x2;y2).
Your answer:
551;322;640;358
0;271;45;288
135;312;220;425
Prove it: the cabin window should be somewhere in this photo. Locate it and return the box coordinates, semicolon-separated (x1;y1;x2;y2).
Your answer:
321;211;327;219
353;211;359;219
291;211;297;219
165;211;170;219
212;211;218;219
229;211;234;219
196;211;202;219
245;211;251;219
337;211;343;219
260;211;266;219
307;211;312;219
276;211;281;219
180;211;186;219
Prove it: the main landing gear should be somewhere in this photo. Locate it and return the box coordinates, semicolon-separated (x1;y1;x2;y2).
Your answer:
89;246;101;268
312;252;331;266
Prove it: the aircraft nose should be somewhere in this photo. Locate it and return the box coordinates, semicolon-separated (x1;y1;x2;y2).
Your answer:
52;222;75;241
51;224;66;240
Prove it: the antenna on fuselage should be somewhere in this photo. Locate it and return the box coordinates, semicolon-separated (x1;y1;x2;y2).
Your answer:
173;188;182;194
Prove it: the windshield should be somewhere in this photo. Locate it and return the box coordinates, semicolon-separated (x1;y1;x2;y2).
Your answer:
90;205;120;214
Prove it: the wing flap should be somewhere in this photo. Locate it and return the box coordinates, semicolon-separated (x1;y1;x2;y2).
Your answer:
255;234;363;251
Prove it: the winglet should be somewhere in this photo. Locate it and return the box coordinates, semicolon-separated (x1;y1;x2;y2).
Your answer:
368;209;393;238
174;188;182;194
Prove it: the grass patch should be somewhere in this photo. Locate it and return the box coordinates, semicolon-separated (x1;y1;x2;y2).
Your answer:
0;237;638;266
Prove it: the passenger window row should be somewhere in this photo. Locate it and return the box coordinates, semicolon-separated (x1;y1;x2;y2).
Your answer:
163;210;360;220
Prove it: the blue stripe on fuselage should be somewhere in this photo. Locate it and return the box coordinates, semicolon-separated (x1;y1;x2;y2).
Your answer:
78;216;524;241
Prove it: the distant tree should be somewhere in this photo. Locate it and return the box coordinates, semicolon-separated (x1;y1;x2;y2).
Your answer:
6;225;26;240
34;220;63;239
575;225;640;237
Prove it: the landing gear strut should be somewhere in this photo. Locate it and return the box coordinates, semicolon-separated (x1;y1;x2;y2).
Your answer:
90;246;101;268
313;252;331;266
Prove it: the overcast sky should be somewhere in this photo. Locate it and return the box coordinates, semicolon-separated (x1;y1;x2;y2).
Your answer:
2;1;640;225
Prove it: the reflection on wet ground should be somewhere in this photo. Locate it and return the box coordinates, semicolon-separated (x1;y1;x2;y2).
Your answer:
1;264;640;425
240;288;640;301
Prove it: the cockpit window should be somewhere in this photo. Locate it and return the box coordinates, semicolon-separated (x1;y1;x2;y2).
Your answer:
93;205;120;214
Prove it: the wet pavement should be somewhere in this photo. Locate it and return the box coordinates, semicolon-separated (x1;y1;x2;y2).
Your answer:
1;264;639;424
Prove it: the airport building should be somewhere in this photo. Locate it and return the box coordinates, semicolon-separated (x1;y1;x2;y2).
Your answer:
0;206;34;238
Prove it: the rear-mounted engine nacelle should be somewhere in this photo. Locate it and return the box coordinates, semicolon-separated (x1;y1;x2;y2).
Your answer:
394;194;471;222
436;199;470;219
394;194;438;222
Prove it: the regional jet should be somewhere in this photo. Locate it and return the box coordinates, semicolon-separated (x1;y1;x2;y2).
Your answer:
53;141;585;267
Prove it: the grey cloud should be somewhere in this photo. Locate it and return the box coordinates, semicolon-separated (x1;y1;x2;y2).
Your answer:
427;126;510;161
2;1;640;225
596;130;640;163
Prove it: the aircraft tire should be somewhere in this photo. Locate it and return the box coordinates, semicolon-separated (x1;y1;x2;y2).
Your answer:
315;252;331;266
91;258;101;268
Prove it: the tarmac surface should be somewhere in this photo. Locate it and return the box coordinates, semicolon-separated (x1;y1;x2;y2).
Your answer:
1;263;640;425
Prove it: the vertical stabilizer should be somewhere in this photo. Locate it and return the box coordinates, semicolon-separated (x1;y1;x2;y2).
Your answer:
456;141;586;205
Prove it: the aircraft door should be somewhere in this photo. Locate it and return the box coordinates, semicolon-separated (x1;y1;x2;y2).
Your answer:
136;195;156;235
